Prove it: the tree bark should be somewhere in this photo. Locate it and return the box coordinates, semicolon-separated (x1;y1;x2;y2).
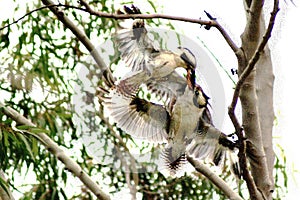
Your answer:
255;15;275;191
239;0;275;199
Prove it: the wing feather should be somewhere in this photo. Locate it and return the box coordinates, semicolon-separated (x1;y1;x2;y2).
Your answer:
115;23;158;73
103;88;169;143
186;124;226;166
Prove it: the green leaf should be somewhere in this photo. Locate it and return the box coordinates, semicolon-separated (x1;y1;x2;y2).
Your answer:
17;133;35;161
16;125;50;134
0;177;10;199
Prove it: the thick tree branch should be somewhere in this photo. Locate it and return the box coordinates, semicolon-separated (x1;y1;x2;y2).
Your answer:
243;0;265;41
0;102;111;200
229;0;279;121
255;29;275;190
187;156;243;200
40;0;115;87
228;0;279;199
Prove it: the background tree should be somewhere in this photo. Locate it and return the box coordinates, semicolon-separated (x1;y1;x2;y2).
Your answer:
0;0;294;199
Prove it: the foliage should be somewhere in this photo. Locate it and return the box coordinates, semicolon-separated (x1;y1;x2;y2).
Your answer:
0;0;288;199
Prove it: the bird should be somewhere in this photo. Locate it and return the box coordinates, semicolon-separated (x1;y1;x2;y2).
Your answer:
98;74;238;175
98;4;240;176
114;5;196;96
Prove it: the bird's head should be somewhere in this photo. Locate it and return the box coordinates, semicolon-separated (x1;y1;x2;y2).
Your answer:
193;84;209;108
219;133;239;150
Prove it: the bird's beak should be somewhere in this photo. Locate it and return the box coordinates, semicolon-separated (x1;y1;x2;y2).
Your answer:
187;63;195;70
180;54;196;70
177;47;196;70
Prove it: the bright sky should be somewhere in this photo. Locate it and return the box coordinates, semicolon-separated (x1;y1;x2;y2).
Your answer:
156;0;300;199
159;1;300;199
1;0;300;199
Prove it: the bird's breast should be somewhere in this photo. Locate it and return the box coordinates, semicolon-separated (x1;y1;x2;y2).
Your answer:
169;102;202;142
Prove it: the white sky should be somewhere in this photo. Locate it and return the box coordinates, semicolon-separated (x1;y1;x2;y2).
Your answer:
156;0;300;199
1;0;300;199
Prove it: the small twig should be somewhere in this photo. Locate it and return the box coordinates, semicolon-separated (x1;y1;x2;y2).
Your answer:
187;156;243;200
0;5;54;31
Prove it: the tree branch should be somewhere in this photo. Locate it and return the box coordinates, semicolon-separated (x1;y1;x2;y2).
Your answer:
40;0;115;87
228;0;279;199
229;0;279;124
0;102;111;200
187;156;243;200
0;1;239;54
243;0;265;41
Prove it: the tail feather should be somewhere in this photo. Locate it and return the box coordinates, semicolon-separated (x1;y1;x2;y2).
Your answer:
229;150;241;180
161;145;187;175
212;148;225;167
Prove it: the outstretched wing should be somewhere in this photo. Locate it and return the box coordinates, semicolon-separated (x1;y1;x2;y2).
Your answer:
186;124;224;165
117;70;188;110
146;71;187;100
187;120;239;167
116;5;159;73
100;87;169;143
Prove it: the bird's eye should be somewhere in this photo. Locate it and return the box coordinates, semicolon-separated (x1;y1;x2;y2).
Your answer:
231;134;238;142
194;90;199;96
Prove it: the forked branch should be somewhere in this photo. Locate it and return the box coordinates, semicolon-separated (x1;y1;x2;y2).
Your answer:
228;0;279;199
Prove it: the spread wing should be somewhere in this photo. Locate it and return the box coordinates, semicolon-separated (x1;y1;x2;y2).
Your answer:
100;88;169;143
116;5;159;73
117;70;188;109
187;123;227;166
146;71;187;100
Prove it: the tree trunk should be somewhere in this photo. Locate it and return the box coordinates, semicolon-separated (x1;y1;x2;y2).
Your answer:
255;15;275;191
239;0;274;199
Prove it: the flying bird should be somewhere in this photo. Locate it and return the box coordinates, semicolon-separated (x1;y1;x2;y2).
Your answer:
115;5;196;96
98;4;240;176
98;75;238;175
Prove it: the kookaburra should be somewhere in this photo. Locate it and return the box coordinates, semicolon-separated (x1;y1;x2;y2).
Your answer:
98;4;240;176
115;5;196;96
98;73;238;175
